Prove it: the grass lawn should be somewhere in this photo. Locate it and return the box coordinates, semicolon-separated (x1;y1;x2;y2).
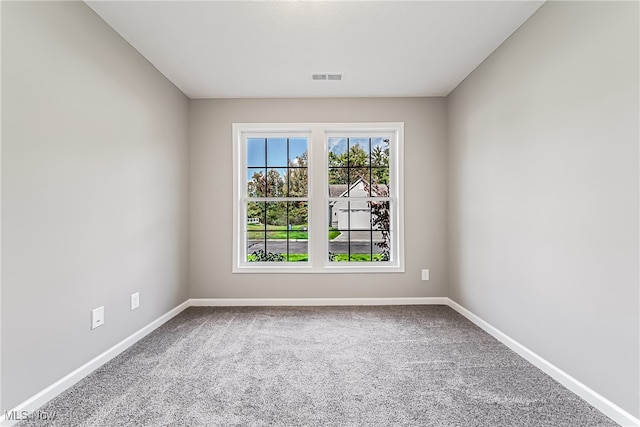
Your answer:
247;224;307;239
328;228;341;240
247;224;342;240
331;254;385;262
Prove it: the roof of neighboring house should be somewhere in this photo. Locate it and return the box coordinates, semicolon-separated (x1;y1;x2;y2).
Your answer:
329;184;348;197
328;178;388;199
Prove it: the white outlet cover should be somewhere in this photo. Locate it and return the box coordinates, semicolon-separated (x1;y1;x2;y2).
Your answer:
131;292;140;310
91;306;104;330
421;269;430;281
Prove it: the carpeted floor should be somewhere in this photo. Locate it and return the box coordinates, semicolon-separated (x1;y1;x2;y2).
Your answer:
19;305;617;426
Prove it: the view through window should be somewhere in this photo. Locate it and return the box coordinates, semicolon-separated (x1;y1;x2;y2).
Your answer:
245;137;309;262
327;136;390;262
233;123;404;273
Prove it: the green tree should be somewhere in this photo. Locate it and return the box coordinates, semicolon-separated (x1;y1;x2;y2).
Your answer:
287;151;308;197
288;201;308;226
247;171;266;197
267;169;285;197
266;202;287;226
371;144;389;166
328;143;389;187
247;169;285;197
247;201;263;221
329;144;369;184
247;152;309;227
371;144;390;185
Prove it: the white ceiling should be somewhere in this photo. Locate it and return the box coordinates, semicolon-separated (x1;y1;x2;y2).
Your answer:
85;1;545;99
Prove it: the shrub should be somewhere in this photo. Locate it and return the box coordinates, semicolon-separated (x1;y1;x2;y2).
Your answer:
249;250;285;262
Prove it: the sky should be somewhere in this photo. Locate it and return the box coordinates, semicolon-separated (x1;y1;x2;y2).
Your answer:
327;137;388;157
247;137;307;168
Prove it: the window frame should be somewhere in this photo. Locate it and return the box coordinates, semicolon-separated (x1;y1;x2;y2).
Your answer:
233;122;404;273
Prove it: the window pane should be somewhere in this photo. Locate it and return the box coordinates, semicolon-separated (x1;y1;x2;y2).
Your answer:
288;201;308;228
350;239;372;262
329;225;341;240
329;230;347;262
348;171;369;197
247;249;285;262
266;168;286;197
245;202;285;262
371;168;390;195
326;137;390;198
329;168;348;186
265;201;287;228
328;199;392;263
371;201;390;231
287;230;308;262
267;138;287;167
247;202;265;232
246;202;266;262
287;168;308;197
286;201;308;262
247;201;308;262
373;231;390;262
289;138;308;166
348;138;369;167
348;202;371;230
247;168;266;197
244;135;311;264
327;232;379;262
371;200;391;262
328;137;347;167
246;235;265;262
247;138;265;167
330;200;349;231
370;138;389;167
325;135;394;264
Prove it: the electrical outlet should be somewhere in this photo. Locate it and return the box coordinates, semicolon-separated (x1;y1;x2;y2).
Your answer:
91;306;104;330
131;292;140;310
421;269;430;281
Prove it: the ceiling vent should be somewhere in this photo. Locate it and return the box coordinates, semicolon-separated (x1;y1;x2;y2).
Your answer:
312;73;342;81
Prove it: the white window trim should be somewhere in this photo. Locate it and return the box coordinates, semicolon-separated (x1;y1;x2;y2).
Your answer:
232;122;404;273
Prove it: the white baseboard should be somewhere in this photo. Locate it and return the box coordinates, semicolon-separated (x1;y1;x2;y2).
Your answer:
3;297;637;427
0;300;191;426
447;298;639;427
189;297;449;306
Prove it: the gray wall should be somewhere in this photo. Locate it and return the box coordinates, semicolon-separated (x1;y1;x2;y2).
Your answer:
1;2;190;411
447;1;639;417
189;98;447;298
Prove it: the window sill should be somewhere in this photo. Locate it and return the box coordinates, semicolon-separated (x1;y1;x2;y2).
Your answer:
233;262;405;274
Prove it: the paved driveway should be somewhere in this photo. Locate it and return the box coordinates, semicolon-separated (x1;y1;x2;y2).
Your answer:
331;230;384;242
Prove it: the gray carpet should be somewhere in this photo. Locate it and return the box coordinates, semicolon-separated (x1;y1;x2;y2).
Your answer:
19;306;617;426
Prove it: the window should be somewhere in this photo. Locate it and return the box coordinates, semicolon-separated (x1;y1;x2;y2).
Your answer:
233;123;404;273
245;136;309;262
